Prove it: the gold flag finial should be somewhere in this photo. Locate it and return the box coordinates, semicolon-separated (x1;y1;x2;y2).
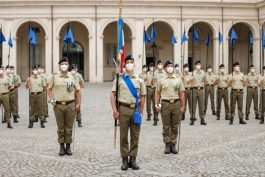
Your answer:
119;0;122;17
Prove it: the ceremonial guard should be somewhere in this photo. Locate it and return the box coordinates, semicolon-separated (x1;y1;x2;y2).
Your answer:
189;60;207;125
0;65;13;128
10;66;21;118
213;64;230;120
204;65;216;115
146;63;155;122
245;65;260;120
139;64;147;85
25;65;46;128
155;60;185;154
40;65;50;118
110;55;146;171
174;64;182;79
181;63;192;120
258;66;265;124
48;57;81;156
228;62;247;125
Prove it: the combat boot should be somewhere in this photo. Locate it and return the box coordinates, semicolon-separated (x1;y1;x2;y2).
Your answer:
153;118;158;126
129;156;139;170
200;118;207;125
260;117;264;124
225;115;230;120
170;144;178;154
164;143;171;154
13;115;18;123
181;113;185;120
245;114;249;120
239;118;247;124
121;157;128;171
59;143;65;156
7;122;13;129
190;118;194;125
204;110;206;115
229;118;233;125
147;114;151;121
40;121;45;128
255;114;261;120
212;110;216;115
66;144;72;155
2;116;6;123
78;121;82;127
43;116;47;123
45;112;49;117
28;121;33;128
16;112;20;118
34;115;38;122
216;115;220;120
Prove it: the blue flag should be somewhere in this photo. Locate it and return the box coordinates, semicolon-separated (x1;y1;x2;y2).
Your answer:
205;35;210;46
230;28;238;48
219;32;223;44
28;28;37;47
249;33;253;46
181;31;188;44
172;34;177;45
151;26;156;40
118;18;124;52
0;32;6;46
262;30;265;49
8;35;13;48
143;31;151;44
63;27;75;46
193;28;199;43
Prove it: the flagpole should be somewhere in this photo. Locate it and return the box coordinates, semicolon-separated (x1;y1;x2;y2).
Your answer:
206;34;209;71
262;23;264;120
8;30;10;65
28;20;31;125
142;26;145;67
0;25;3;123
246;27;250;118
231;23;234;120
192;22;194;121
172;31;174;66
219;26;220;67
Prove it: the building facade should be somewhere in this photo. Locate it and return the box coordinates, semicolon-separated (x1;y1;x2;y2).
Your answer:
0;0;265;82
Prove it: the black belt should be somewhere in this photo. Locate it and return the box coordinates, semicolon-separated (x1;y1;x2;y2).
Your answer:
248;86;258;89
0;92;9;95
31;92;43;95
162;99;180;103
185;87;193;90
193;87;204;90
232;89;243;92
56;100;75;105
206;84;214;87
119;102;139;109
218;87;228;90
147;86;155;88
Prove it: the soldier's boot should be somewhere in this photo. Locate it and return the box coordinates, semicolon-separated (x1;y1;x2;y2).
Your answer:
40;121;45;128
43;116;47;123
153;118;158;126
34;115;38;122
7;122;13;129
146;114;151;121
45;112;49;117
190;118;194;125
170;144;178;154
78;121;82;127
66;144;72;155
204;110;206;115
121;157;129;171
2;116;6;123
245;114;249;120
129;157;139;170
217;115;220;120
28;121;33;128
194;117;197;121
260;117;264;124
16;112;20;118
225;115;230;120
239;118;247;124
212;110;216;115
181;113;185;120
200;118;207;125
164;143;171;154
59;143;65;156
229;118;233;125
13;115;18;123
255;114;261;120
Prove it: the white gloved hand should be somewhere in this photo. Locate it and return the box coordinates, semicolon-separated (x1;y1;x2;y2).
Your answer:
155;104;161;110
48;98;57;106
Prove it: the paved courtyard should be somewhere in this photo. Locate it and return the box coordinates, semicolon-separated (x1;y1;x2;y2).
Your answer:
1;82;265;176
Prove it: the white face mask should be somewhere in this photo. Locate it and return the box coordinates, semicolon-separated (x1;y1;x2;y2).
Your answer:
220;69;225;73
126;63;134;71
157;65;163;69
38;69;41;73
196;65;201;70
33;70;38;75
143;68;147;72
150;67;154;72
71;70;76;76
41;69;44;74
207;69;212;73
10;70;14;74
184;68;189;72
0;70;3;74
60;64;68;71
166;67;174;73
175;67;180;71
234;66;240;71
250;69;255;73
6;69;10;74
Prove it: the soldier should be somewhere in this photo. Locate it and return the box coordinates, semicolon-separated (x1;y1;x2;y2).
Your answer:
155;60;185;154
69;64;85;127
48;57;81;156
245;65;260;120
204;65;216;115
181;63;192;120
25;65;46;128
213;64;230;120
0;65;13;128
174;64;182;79
110;55;146;171
139;64;147;85
228;61;247;125
5;65;18;123
146;63;155;122
189;60;207;125
258;66;265;124
10;66;21;118
40;65;50;118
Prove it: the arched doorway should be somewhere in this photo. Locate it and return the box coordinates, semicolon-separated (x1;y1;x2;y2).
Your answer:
62;41;84;76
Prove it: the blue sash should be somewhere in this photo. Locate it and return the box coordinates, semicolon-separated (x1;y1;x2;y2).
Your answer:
122;74;142;126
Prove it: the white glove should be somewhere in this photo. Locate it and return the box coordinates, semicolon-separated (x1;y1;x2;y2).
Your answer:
48;98;57;106
155;104;161;110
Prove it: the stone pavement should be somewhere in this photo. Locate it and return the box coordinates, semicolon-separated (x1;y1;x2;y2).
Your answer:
1;82;265;176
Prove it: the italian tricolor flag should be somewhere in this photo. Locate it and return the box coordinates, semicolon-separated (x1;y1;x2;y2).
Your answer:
118;18;125;73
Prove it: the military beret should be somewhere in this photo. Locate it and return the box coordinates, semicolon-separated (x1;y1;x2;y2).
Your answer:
5;65;10;69
37;64;42;67
194;60;201;65
32;65;38;69
0;65;4;69
149;63;154;67
58;57;69;64
164;60;173;68
41;65;45;68
125;55;134;62
233;61;240;67
183;63;189;68
157;59;163;65
219;64;225;68
68;64;76;71
174;64;179;67
142;64;146;68
10;65;14;68
263;66;265;69
249;64;254;68
207;65;212;69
